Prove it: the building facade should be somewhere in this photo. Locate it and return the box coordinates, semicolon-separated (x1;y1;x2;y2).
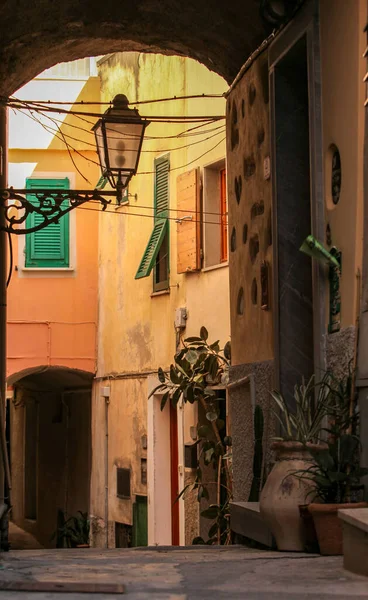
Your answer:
91;52;229;547
7;59;101;547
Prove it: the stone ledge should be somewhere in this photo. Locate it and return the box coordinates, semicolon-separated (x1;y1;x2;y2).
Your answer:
339;508;368;577
230;501;276;548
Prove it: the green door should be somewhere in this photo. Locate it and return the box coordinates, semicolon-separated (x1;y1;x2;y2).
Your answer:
132;495;147;547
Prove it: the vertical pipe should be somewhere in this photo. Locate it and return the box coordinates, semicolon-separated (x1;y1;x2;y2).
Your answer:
105;396;109;548
0;105;7;507
0;104;8;550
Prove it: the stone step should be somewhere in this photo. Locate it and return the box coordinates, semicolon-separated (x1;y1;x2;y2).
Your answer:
230;501;276;548
338;508;368;577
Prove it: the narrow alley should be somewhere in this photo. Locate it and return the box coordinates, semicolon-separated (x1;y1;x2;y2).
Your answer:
0;546;367;599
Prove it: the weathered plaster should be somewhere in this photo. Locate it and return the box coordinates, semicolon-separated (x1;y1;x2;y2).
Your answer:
325;326;356;380
229;360;275;502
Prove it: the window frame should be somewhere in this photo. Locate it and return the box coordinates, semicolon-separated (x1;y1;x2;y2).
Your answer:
202;158;228;270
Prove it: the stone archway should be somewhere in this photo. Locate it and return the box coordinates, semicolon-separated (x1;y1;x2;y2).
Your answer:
0;0;269;95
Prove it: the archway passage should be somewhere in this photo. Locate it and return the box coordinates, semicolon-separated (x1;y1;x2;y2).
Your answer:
8;367;92;549
0;0;269;94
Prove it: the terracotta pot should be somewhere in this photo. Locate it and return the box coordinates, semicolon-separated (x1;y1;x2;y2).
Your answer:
307;502;368;555
299;504;319;553
260;442;324;552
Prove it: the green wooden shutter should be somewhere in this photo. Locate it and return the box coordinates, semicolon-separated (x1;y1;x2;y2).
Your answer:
25;178;70;268
154;155;170;219
135;155;170;280
135;219;168;279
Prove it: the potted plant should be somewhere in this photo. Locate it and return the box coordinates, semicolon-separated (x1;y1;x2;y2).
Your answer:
297;437;368;555
260;374;333;552
53;511;90;548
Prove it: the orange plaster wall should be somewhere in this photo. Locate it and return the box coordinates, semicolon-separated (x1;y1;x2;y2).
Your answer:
7;77;101;379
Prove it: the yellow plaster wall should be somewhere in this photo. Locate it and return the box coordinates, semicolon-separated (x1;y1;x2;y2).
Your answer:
320;0;366;328
93;52;228;541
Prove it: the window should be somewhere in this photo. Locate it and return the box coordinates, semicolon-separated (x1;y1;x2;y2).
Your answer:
135;155;170;291
203;159;228;268
25;178;70;268
116;467;131;499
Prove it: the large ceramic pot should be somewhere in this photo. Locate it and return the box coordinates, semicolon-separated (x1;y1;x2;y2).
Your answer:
260;441;323;552
307;502;368;555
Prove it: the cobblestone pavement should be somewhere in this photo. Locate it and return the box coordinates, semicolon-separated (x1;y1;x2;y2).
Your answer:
0;546;367;599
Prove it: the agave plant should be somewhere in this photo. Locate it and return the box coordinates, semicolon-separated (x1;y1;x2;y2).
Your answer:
293;434;368;503
270;374;334;444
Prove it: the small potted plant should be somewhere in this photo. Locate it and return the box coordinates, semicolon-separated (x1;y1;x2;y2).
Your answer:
53;511;90;548
260;374;333;551
297;436;368;555
290;369;368;554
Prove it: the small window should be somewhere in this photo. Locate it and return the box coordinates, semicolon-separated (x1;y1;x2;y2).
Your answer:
116;467;131;499
203;160;228;268
25;178;70;268
141;458;147;485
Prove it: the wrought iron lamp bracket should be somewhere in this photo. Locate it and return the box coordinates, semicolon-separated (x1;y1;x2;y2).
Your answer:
0;187;119;234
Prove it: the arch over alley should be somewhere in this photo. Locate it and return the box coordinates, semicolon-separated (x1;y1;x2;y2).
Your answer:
0;0;276;94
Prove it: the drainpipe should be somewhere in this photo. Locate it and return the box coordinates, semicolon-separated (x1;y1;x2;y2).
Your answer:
0;106;7;517
102;386;110;548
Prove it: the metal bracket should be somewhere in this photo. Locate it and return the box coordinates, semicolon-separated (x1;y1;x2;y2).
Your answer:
0;187;119;234
175;215;193;224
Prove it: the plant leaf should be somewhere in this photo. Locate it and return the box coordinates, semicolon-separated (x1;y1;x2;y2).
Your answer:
200;326;209;341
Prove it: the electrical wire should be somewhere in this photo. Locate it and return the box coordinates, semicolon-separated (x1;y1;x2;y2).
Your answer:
15;105;226;176
6;93;225;107
12;103;226;141
74;202;228;227
13;105;225;154
7;98;225;123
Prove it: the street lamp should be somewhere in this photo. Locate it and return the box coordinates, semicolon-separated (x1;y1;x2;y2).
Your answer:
0;95;149;234
93;95;148;204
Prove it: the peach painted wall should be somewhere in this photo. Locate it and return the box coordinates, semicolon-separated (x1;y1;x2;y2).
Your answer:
7;63;101;379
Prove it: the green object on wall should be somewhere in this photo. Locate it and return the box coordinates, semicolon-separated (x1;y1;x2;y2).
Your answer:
25;178;70;268
299;235;340;270
132;495;148;547
300;235;342;334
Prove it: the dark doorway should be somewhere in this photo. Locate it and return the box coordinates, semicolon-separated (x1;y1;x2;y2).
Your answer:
24;401;38;520
273;35;314;403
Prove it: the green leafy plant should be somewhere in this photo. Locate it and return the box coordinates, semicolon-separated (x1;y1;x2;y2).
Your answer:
284;369;367;504
294;434;368;503
270;374;335;444
150;327;232;544
53;511;90;548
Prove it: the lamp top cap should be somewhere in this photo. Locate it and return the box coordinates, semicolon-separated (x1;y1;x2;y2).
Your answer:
112;94;129;108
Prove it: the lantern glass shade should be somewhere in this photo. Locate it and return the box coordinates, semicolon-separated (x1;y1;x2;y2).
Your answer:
105;121;146;175
93;95;147;190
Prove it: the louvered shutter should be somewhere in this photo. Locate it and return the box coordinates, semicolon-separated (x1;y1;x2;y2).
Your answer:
135;220;168;279
135;155;170;280
25;178;70;268
154;156;170;219
177;168;201;273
